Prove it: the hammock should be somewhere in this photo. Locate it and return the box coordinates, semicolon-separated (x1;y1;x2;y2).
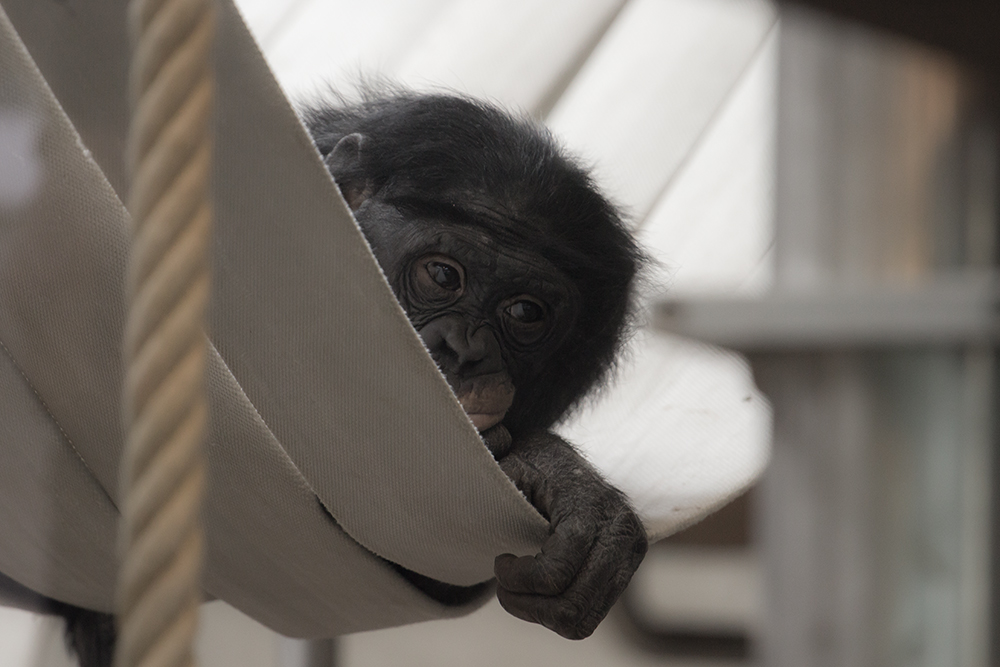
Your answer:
0;0;769;639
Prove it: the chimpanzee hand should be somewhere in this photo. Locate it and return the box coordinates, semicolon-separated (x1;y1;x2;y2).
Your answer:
492;428;647;639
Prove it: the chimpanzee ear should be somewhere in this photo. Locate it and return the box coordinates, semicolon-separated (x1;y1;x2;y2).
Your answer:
325;132;374;211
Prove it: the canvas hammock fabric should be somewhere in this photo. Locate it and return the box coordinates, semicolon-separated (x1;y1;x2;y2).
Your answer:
0;0;770;640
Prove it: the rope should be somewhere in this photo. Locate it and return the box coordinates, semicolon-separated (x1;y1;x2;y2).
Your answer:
116;0;214;665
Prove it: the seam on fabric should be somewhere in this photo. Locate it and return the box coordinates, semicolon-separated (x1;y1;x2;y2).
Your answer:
0;337;118;510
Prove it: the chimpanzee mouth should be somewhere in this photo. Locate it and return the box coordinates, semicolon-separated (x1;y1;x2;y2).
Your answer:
456;378;515;431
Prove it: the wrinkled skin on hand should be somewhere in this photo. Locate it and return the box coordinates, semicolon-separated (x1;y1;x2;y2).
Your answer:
480;423;514;459
491;427;647;639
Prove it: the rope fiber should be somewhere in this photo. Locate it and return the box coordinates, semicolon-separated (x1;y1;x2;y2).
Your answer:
117;0;214;665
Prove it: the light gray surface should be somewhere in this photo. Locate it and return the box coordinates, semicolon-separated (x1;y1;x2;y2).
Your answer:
243;0;627;117
638;26;777;296
547;0;777;219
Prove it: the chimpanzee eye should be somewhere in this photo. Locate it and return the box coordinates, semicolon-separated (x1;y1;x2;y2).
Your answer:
427;261;462;291
505;299;544;323
500;295;549;345
411;254;466;303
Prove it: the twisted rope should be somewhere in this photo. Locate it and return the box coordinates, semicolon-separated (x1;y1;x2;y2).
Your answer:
117;0;214;665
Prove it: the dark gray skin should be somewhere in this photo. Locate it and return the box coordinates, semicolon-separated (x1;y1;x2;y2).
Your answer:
494;433;648;637
330;132;648;640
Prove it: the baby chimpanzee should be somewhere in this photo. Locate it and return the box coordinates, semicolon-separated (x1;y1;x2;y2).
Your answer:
54;89;648;667
303;89;648;640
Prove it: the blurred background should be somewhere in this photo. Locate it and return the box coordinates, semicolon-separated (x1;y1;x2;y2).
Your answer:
4;0;999;665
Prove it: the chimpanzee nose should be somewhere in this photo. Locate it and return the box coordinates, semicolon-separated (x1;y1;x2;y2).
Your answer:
418;315;502;376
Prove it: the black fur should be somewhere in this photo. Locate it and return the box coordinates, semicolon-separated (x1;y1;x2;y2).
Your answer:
302;89;643;435
43;601;115;667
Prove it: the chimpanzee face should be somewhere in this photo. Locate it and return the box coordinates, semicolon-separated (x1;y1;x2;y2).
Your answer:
353;198;579;431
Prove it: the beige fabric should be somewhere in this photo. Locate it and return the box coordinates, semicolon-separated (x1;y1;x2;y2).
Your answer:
0;0;548;637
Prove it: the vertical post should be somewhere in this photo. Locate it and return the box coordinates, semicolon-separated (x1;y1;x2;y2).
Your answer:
278;638;338;667
758;7;996;667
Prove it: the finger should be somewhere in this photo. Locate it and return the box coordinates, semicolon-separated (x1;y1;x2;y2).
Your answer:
496;588;596;640
480;424;512;459
494;516;596;595
566;518;649;633
497;452;535;490
498;536;630;639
